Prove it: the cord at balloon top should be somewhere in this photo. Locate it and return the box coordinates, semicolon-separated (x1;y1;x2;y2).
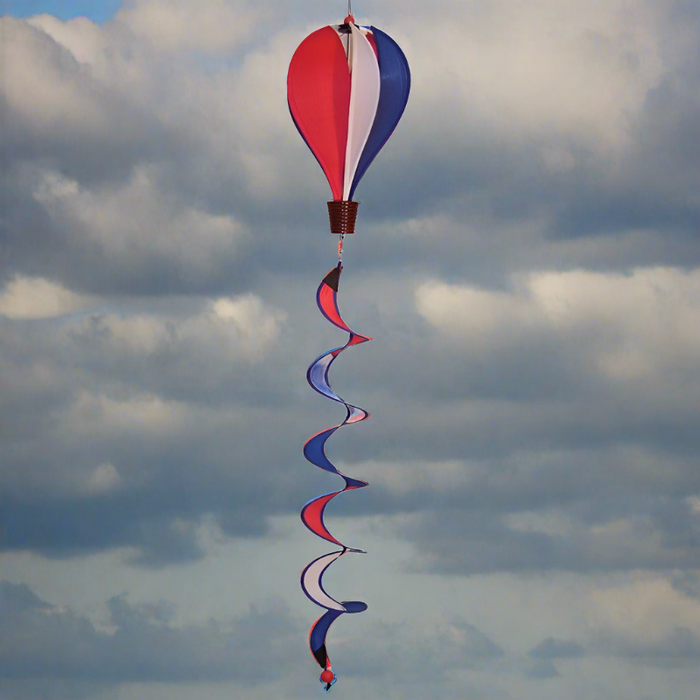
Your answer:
300;264;370;690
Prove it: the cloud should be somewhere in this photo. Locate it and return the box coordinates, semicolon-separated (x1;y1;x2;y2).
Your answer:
671;570;700;599
337;619;505;693
622;627;700;668
529;637;585;659
2;3;700;697
587;576;700;645
84;463;123;495
416;267;700;384
525;657;559;679
116;0;267;53
0;581;297;685
592;622;700;670
0;581;51;612
399;494;700;576
0;581;509;698
1;16;170;184
0;282;293;563
0;276;95;319
17;164;249;294
404;0;664;147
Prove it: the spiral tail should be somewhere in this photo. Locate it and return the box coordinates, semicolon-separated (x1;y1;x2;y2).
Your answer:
301;264;369;687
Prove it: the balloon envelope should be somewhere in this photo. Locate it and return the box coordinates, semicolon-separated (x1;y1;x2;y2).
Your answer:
288;22;410;201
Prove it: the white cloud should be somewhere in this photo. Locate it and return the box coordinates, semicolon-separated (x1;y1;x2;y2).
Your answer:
587;575;700;645
1;17;112;135
84;463;123;495
32;166;245;271
416;267;700;381
404;0;665;148
70;292;285;359
62;392;191;438
116;0;266;53
27;14;107;66
0;276;95;319
210;294;285;355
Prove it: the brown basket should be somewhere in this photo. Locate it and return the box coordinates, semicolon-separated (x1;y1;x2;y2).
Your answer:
327;200;359;234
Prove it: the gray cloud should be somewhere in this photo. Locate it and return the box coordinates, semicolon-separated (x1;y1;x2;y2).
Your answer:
671;571;700;599
599;626;700;670
0;581;509;698
0;581;296;684
525;657;559;679
529;637;585;660
400;495;700;576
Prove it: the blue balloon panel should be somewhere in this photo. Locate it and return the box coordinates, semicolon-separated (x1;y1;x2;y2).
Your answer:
349;26;411;198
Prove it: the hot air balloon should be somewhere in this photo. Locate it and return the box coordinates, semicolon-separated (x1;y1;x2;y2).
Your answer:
288;13;410;234
287;11;410;691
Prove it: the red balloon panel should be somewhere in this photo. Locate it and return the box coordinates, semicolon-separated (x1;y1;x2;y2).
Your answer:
287;27;351;201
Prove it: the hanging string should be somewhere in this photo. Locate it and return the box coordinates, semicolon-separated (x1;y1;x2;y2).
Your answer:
337;233;345;263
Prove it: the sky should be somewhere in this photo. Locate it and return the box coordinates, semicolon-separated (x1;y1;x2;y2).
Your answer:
1;0;700;698
1;0;122;23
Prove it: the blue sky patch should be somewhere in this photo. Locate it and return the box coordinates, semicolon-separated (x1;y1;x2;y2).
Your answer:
2;0;122;23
